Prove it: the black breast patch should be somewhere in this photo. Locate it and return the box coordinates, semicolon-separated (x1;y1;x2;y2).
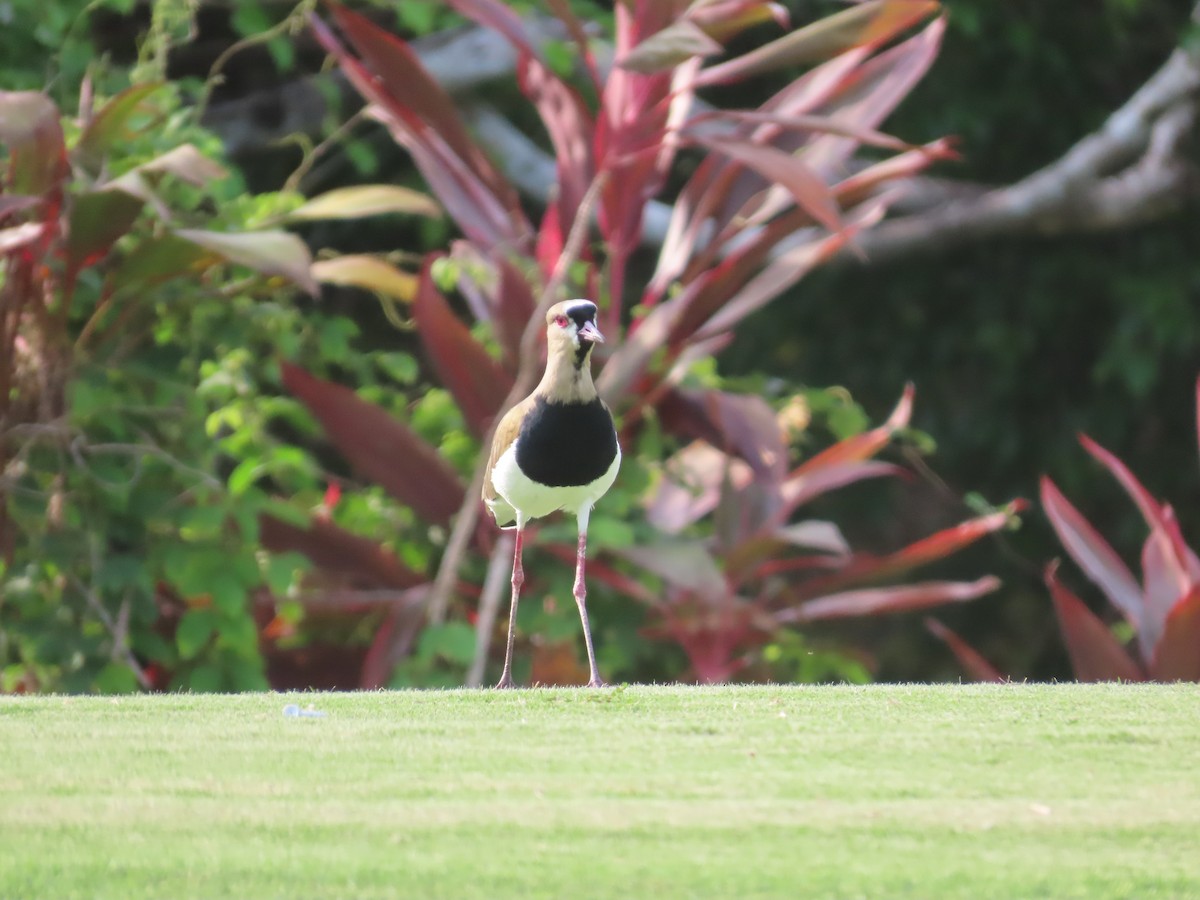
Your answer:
515;397;618;488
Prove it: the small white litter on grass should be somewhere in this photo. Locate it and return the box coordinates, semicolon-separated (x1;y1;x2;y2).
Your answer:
283;704;326;718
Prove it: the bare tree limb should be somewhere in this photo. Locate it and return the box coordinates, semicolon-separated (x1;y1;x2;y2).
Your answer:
847;20;1200;266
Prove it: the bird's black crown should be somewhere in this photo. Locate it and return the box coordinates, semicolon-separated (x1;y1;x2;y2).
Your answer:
564;300;598;328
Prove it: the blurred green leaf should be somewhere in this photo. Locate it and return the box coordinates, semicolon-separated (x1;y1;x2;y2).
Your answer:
93;662;140;693
176;609;218;660
311;255;419;302
231;2;272;37
175;228;318;296
76;82;165;167
287;185;440;222
186;664;224;692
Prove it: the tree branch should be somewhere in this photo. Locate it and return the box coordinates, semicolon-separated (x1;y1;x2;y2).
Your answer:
847;18;1200;266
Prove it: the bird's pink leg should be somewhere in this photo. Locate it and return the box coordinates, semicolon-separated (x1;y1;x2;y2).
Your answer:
573;521;605;688
495;526;524;690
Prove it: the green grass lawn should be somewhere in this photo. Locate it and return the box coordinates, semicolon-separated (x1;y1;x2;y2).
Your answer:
1;684;1198;899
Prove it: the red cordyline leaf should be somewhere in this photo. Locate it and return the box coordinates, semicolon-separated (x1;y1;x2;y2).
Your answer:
315;5;528;252
279;361;464;525
687;109;919;154
676;136;945;333
544;0;602;92
1149;586;1200;681
695;0;940;87
1079;433;1200;584
534;199;564;283
0;91;68;196
650;49;870;298
688;0;790;43
643;191;880;360
730;18;946;233
684;135;843;235
694;198;887;341
444;0;546;62
833;138;958;209
518;57;595;251
322;481;343;512
802;17;946;178
606;157;924;402
779;576;1000;624
443;0;595;235
616;19;723;73
651;58;702;226
794;384;913;476
595;2;680;266
659;230;786;347
777;460;905;521
1045;561;1145;682
644;441;755;533
1039;476;1144;632
618;540;729;598
648;598;765;683
722;520;848;586
1140;521;1193;661
493;257;538;364
924;617;1005;683
413;259;513;438
260;513;426;590
791;504;1021;601
325;3;510;200
0;195;40;221
0;222;42;254
1078;433;1165;536
655;388;786;482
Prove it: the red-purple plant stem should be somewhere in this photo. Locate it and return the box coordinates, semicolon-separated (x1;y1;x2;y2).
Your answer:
382;172;611;679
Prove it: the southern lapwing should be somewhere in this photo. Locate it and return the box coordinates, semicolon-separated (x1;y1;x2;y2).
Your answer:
483;299;621;688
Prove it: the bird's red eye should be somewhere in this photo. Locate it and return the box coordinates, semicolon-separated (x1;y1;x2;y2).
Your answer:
554;315;569;328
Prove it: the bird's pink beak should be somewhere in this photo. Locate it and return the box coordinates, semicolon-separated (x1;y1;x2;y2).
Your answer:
577;320;605;344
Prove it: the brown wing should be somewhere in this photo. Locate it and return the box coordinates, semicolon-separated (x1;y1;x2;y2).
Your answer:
482;395;536;505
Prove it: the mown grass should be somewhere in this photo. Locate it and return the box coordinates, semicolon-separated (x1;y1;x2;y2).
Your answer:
1;684;1197;898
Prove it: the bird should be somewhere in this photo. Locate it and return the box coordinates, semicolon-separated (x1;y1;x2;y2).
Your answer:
483;299;621;689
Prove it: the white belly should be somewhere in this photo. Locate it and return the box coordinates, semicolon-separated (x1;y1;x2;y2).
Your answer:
491;440;621;524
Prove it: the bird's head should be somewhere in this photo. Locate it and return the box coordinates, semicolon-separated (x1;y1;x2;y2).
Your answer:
546;299;604;367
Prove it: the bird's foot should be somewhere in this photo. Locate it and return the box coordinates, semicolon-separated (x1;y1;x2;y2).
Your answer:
586;677;608;688
494;675;517;690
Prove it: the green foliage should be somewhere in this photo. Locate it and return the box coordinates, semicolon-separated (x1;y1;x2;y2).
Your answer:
0;1;118;100
0;76;401;693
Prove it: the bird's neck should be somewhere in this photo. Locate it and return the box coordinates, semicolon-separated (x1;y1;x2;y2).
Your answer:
537;347;598;404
